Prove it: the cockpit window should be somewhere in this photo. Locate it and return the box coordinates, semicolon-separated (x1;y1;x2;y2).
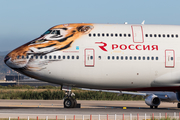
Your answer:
56;30;60;35
42;30;61;35
51;30;55;34
52;30;60;35
42;30;52;35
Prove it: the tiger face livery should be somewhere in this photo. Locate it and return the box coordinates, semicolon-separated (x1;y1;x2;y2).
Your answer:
5;23;94;70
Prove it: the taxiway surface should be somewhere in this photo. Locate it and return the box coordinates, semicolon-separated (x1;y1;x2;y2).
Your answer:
0;100;180;118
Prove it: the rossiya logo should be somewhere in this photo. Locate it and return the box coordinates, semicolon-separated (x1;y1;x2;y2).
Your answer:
95;42;159;52
95;42;108;52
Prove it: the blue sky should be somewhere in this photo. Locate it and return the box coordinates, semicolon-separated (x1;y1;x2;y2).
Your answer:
1;0;180;51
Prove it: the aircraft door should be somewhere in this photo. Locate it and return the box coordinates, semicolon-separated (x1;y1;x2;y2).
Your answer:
84;48;95;67
131;26;144;43
165;50;175;68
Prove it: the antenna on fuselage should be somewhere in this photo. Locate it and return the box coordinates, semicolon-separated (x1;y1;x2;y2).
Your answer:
124;22;128;24
141;20;145;24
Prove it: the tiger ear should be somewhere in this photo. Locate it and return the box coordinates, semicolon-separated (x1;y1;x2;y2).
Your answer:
77;25;94;34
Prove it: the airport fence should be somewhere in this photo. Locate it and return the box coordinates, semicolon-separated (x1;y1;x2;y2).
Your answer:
3;112;180;120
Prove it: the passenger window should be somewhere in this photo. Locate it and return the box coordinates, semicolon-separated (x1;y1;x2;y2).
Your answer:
102;33;105;37
171;34;174;38
22;56;24;59
45;56;47;59
49;56;52;59
138;56;141;60
67;56;70;59
145;34;148;37
125;56;128;60
31;56;33;59
111;33;113;37
115;34;118;37
63;56;65;59
128;34;131;37
36;56;38;59
171;57;173;60
93;33;96;37
17;56;20;59
167;34;170;37
150;34;152;37
58;56;61;59
154;34;157;37
98;56;101;60
98;33;100;37
163;34;165;37
108;56;110;60
147;57;150;60
151;57;154;60
40;56;43;59
124;34;126;37
158;34;161;37
72;56;74;59
156;57;158;60
121;56;123;60
134;56;137;60
76;56;79;59
116;56;119;60
129;56;132;60
26;55;29;59
54;56;56;59
143;56;145;60
90;56;93;59
119;34;122;37
176;34;178;38
89;34;91;37
106;33;109;37
112;56;114;60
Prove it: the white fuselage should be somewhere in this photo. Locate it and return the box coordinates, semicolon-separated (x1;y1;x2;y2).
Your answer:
5;23;180;91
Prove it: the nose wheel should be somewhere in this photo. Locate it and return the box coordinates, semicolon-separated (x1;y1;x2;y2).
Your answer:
64;97;77;108
63;89;77;108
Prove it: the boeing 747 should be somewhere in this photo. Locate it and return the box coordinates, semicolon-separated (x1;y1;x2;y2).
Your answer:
4;23;180;108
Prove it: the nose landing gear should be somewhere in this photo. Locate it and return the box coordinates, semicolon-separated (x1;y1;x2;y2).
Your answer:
62;85;78;108
63;91;77;108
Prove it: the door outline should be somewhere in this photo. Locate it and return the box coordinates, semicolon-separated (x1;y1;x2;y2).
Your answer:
165;49;175;68
131;25;144;43
84;48;95;67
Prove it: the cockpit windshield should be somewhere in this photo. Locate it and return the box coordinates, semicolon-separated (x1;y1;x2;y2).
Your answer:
42;30;61;36
42;30;52;35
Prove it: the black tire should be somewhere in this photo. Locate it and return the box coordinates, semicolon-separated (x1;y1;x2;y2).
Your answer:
64;98;74;108
150;106;153;109
177;103;180;108
72;99;77;108
154;106;158;109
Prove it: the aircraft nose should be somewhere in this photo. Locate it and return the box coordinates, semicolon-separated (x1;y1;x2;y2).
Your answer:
4;55;10;64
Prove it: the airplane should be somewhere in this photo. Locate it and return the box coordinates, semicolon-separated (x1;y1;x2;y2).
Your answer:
4;23;180;108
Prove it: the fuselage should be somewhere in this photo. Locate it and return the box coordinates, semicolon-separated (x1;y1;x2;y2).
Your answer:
4;23;180;91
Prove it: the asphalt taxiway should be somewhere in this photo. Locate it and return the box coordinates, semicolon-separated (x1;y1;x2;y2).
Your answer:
0;100;180;118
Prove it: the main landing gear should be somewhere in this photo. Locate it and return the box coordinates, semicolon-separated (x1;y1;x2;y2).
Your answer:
150;106;158;109
63;91;77;108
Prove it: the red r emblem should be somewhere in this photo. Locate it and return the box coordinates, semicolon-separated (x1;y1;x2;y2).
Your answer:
95;42;107;52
